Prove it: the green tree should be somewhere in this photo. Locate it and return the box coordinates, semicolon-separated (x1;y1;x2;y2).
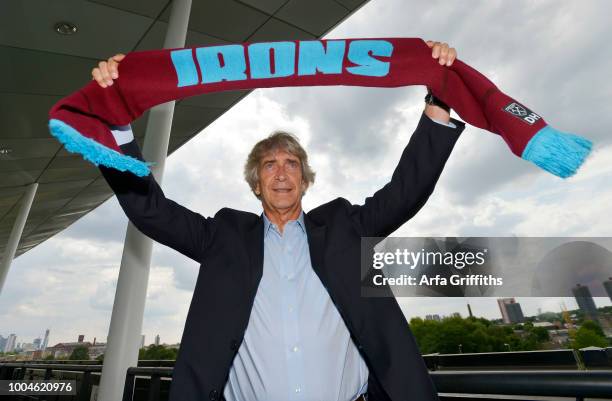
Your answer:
44;354;55;360
69;346;89;360
571;326;608;349
409;315;552;354
580;321;605;337
138;345;177;360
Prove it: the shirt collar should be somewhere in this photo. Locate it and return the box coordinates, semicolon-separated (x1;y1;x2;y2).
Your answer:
263;211;306;237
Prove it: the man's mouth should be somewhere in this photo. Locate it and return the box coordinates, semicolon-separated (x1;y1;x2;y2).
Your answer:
273;188;292;193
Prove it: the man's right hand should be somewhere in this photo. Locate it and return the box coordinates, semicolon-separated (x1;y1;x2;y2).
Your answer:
91;54;125;88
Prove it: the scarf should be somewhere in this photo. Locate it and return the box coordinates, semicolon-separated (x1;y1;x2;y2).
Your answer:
48;38;592;178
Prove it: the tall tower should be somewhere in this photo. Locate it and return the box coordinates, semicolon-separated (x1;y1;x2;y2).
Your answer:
467;303;473;318
41;329;50;350
140;335;145;349
4;334;17;353
497;298;524;324
154;334;160;346
572;283;598;320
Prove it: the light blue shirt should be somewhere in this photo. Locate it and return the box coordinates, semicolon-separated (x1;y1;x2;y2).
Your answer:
223;212;369;401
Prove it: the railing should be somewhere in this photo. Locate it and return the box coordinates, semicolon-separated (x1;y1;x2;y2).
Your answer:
432;370;612;401
423;347;612;371
2;348;611;401
123;367;173;401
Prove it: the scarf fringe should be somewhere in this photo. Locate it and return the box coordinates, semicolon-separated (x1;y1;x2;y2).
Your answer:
49;119;153;177
521;125;592;178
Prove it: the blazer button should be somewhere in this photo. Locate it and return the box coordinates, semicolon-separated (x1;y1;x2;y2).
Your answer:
230;339;239;351
209;389;219;400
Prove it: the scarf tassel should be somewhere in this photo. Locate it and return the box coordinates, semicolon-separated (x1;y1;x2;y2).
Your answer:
49;119;153;177
521;125;593;178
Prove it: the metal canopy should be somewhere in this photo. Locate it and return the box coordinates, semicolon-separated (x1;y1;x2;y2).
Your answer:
0;0;367;259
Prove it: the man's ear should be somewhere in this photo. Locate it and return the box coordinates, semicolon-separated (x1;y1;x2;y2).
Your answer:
255;183;261;195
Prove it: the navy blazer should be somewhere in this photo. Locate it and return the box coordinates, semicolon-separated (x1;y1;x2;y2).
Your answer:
100;112;464;401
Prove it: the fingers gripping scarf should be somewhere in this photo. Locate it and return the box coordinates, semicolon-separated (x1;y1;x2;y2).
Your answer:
48;38;592;178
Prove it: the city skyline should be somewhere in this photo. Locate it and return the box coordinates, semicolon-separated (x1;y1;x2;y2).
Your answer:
3;298;610;346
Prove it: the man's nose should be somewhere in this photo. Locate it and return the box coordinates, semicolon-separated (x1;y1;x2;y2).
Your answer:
274;165;288;179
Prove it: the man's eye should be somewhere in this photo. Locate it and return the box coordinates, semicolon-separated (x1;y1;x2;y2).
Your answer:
288;160;299;168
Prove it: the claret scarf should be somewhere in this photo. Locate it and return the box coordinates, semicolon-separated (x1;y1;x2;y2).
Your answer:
48;38;592;178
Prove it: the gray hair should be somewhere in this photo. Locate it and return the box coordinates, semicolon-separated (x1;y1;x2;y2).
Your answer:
244;131;316;199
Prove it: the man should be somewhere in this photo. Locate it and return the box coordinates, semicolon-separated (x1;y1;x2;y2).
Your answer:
94;41;463;401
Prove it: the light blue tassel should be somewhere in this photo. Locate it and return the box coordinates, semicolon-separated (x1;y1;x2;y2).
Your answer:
521;125;592;178
49;119;153;177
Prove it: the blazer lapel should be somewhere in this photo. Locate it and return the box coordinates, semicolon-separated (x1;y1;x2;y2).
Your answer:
246;215;264;294
304;213;327;281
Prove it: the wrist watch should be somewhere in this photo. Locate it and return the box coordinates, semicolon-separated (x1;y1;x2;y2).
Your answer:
424;91;451;113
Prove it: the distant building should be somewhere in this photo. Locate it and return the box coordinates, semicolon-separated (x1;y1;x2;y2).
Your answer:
497;298;524;324
88;342;106;359
3;334;17;353
140;335;145;349
41;329;50;350
549;329;570;345
506;302;525;323
467;304;473;318
46;342;93;359
532;321;556;329
0;335;6;352
46;335;95;359
425;314;441;321
21;342;37;352
604;277;612;301
155;334;160;346
33;338;42;350
572;284;599;320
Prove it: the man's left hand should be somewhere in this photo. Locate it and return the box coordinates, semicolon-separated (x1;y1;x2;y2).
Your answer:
426;41;457;66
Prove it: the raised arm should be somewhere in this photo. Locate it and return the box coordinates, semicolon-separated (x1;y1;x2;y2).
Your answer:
351;40;463;237
98;132;215;263
352;109;464;237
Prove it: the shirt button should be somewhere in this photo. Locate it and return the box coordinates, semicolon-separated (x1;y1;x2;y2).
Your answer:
288;306;294;312
295;387;301;393
292;346;299;352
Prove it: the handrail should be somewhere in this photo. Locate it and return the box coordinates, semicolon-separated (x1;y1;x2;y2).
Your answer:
431;370;612;399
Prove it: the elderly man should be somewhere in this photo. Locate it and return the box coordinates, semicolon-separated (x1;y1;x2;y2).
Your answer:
95;41;463;401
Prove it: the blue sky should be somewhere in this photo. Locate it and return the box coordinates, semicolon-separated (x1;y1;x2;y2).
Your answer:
1;0;611;346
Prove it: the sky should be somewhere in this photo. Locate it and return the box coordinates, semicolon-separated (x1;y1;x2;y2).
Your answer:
1;0;612;346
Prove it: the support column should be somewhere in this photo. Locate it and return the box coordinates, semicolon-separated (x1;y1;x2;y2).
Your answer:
97;1;192;400
0;182;38;296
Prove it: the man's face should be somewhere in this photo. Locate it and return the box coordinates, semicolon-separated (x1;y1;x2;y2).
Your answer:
256;148;306;213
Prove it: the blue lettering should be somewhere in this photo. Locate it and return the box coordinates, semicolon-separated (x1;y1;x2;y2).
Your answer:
248;42;295;79
170;49;199;87
297;40;345;76
196;45;247;84
346;40;393;77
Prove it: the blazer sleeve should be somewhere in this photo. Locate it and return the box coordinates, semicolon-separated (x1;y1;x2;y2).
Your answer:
98;139;215;263
353;112;465;237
